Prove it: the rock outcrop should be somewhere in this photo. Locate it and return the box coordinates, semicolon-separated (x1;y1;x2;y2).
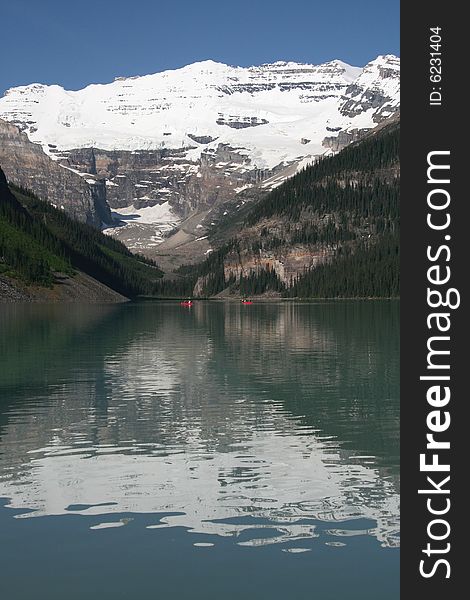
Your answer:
223;246;334;285
339;55;400;123
322;128;371;152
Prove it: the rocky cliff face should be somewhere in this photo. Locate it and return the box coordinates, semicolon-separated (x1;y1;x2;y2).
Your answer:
0;119;112;227
59;142;281;214
192;244;338;298
223;246;334;285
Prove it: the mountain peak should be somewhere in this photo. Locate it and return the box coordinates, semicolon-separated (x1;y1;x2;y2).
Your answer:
365;54;400;69
179;59;231;71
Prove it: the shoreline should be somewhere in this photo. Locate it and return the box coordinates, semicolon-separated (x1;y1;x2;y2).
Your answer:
137;295;401;303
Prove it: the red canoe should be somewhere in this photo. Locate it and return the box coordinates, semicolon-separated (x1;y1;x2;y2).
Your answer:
180;301;193;307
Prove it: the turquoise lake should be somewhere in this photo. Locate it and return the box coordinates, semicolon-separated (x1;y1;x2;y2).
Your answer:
0;301;399;599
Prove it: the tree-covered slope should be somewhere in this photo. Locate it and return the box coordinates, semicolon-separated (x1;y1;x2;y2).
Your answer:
0;168;163;298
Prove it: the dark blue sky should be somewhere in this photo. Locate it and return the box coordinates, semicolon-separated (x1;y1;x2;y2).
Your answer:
1;0;399;94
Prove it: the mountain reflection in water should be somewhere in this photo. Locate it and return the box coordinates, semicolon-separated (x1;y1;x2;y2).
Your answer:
0;301;399;551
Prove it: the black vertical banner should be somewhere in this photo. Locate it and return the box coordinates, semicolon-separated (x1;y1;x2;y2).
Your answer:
401;2;465;597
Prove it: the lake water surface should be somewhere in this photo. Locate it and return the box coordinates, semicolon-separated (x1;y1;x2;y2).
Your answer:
0;301;399;599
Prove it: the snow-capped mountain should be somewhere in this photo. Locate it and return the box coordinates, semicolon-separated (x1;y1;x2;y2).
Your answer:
0;56;399;165
0;55;399;259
